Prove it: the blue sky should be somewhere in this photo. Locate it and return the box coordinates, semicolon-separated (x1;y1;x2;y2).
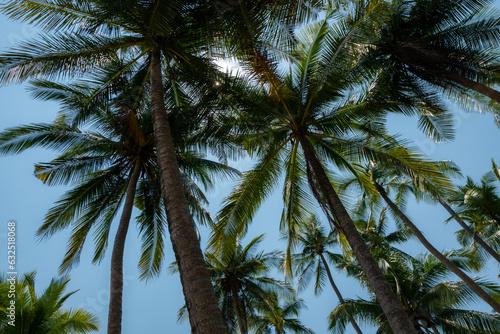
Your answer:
1;10;500;334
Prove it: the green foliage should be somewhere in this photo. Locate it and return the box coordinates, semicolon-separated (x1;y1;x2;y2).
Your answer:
0;61;239;279
328;253;500;333
293;217;344;295
359;0;500;127
0;272;99;333
209;12;450;266
176;235;294;333
250;297;315;334
448;164;500;259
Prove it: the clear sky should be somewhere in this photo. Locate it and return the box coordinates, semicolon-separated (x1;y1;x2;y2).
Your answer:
1;9;500;334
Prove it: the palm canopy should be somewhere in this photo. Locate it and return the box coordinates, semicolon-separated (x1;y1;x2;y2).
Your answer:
0;272;99;333
207;15;463;332
328;253;500;334
250;297;314;334
0;1;319;332
449;169;500;258
293;216;344;295
358;0;500;120
210;10;457;271
186;234;294;333
0;0;318;84
292;216;364;334
350;203;412;260
0;65;239;279
0;0;211;82
450;173;500;226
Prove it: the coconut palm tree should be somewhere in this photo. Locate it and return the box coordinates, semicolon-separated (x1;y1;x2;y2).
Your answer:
448;170;500;259
0;1;316;331
331;200;413;295
0;66;239;333
439;198;500;264
328;253;500;333
343;158;500;265
449;175;500;226
0;272;99;333
349;200;412;263
360;0;500;107
207;14;459;332
178;235;293;333
359;161;500;312
250;297;314;334
293;217;363;334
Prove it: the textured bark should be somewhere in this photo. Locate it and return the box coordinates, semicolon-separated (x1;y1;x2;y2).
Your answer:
319;254;363;334
107;161;141;334
375;182;500;313
150;49;227;334
438;199;500;264
298;136;417;334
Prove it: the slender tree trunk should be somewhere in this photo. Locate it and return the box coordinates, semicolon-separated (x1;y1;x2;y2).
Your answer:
298;135;417;334
438;69;500;104
438;199;500;264
319;253;363;334
399;43;500;103
107;161;142;334
375;182;500;313
231;284;247;334
150;49;227;334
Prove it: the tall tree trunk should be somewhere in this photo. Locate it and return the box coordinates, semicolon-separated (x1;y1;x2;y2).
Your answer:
400;44;500;103
319;253;363;334
438;69;500;104
231;284;247;334
107;161;141;334
438;198;500;264
375;182;500;313
150;49;227;334
298;135;418;334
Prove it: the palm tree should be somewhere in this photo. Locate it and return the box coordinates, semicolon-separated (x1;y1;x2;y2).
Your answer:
438;196;500;264
447;170;500;259
418;162;500;264
208;15;451;333
293;217;363;334
328;253;500;333
0;68;239;333
349;200;412;263
361;0;500;106
250;297;314;334
0;272;99;333
449;174;500;226
362;161;500;312
344;157;500;266
178;235;293;333
0;1;315;331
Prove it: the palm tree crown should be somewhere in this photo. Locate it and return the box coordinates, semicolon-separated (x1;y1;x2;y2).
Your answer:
0;272;99;333
329;253;500;334
363;0;500;110
202;235;293;334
